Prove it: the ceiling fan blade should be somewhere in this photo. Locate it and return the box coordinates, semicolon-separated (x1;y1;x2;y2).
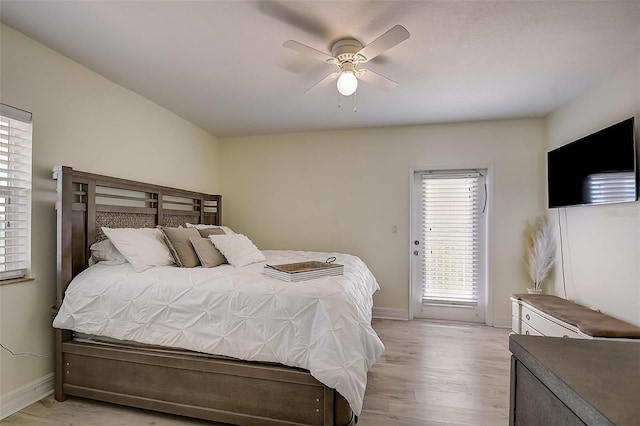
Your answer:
283;40;337;64
304;72;339;94
356;25;410;63
357;69;398;90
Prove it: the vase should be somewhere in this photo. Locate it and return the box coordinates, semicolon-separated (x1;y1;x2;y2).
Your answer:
526;288;543;295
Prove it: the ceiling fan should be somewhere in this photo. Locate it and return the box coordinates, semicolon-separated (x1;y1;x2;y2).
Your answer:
283;25;410;97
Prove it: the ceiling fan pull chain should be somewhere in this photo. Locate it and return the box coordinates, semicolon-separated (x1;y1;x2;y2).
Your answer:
337;93;342;109
353;91;357;113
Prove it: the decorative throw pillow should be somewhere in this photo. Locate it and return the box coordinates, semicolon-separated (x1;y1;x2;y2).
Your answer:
159;227;201;268
209;234;265;267
197;228;226;238
101;227;174;272
89;239;127;265
185;223;236;234
189;236;227;268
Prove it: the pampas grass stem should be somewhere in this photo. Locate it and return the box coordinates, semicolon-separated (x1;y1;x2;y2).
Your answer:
523;215;555;290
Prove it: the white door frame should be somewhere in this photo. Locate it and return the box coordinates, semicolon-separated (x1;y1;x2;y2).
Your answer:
408;164;494;325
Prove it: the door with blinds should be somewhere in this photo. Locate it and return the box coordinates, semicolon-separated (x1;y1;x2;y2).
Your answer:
411;169;487;323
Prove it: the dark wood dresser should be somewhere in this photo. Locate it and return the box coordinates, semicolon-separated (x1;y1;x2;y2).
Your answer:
509;334;640;425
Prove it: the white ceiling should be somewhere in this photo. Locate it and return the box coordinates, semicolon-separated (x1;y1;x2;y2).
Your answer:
1;1;639;137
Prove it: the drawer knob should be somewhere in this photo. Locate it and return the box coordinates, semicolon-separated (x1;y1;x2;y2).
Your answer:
525;314;530;320
525;330;529;335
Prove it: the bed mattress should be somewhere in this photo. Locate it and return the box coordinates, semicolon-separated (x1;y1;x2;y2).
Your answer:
52;250;384;415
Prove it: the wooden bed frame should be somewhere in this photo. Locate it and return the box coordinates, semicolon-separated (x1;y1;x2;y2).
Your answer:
52;166;355;426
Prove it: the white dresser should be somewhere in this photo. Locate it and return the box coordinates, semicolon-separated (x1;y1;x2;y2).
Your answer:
511;294;640;340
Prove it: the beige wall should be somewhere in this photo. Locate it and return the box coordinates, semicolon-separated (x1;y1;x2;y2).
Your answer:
0;24;220;397
546;54;640;326
219;119;546;323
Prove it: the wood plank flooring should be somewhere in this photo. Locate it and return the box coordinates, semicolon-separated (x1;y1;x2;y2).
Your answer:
359;319;511;425
1;319;512;426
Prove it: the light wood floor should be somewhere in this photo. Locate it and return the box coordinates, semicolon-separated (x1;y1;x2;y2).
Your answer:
1;319;512;426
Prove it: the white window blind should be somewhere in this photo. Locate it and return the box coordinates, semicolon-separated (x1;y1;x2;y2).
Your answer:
0;104;32;280
420;171;479;306
585;171;636;204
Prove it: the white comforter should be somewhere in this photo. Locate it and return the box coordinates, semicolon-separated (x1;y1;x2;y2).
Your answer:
52;250;384;415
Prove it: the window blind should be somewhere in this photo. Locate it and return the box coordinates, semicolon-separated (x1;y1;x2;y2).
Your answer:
585;171;636;204
0;104;32;280
420;171;479;306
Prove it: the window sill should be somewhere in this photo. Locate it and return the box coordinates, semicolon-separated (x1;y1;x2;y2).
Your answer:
0;276;35;286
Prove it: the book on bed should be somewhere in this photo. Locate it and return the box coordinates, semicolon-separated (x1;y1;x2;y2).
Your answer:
264;260;344;282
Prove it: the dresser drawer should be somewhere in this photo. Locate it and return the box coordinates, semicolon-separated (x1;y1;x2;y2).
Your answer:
521;322;543;336
521;306;581;338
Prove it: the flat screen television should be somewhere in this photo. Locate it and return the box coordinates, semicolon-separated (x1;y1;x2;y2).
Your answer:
547;117;637;208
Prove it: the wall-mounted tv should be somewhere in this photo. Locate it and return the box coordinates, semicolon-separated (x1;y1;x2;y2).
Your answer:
547;117;637;208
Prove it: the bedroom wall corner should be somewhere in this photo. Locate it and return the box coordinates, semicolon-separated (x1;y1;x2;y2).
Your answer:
0;23;220;409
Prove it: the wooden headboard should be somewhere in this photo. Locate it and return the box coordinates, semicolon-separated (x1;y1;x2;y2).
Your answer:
53;165;222;309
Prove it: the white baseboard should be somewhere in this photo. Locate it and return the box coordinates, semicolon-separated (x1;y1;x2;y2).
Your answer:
492;315;512;329
373;308;512;327
372;307;409;320
0;373;54;420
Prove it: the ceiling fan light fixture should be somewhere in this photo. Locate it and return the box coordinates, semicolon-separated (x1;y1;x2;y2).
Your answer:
283;25;409;97
337;70;358;96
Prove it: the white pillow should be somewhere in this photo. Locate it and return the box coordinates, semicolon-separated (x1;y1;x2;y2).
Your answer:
209;234;265;267
101;227;174;272
89;239;127;266
185;223;235;234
